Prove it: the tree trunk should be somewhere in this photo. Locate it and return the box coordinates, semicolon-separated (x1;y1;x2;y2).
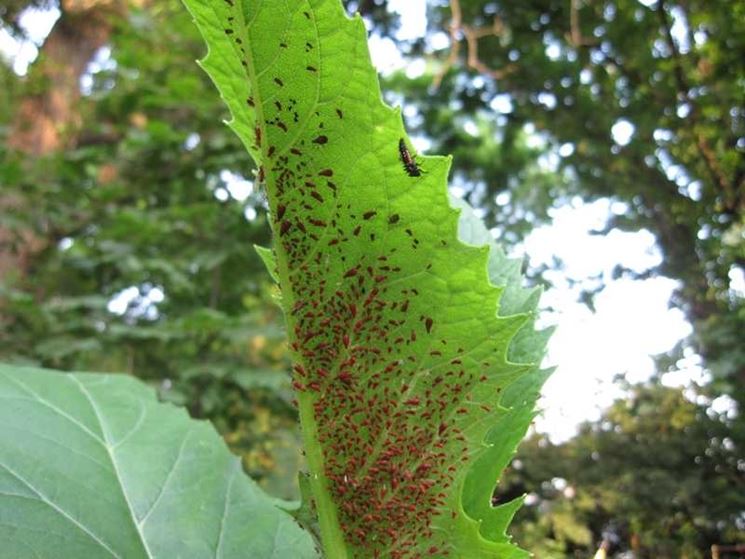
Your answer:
9;0;124;154
1;0;124;285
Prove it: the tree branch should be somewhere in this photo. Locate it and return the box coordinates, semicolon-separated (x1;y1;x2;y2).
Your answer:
656;0;737;212
433;0;515;88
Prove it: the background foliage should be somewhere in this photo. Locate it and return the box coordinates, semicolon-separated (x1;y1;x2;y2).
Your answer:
1;0;742;556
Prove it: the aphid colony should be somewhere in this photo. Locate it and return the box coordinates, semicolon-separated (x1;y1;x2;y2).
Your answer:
223;8;465;555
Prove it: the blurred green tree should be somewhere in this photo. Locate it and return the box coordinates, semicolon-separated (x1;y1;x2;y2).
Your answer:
497;380;745;557
0;0;306;497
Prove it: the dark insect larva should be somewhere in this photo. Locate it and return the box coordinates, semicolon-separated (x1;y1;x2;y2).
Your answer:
398;138;422;177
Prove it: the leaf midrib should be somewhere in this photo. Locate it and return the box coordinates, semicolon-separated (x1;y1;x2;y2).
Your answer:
70;375;155;559
1;371;147;558
224;2;350;556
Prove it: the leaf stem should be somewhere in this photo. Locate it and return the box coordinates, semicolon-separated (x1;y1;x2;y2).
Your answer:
297;392;350;558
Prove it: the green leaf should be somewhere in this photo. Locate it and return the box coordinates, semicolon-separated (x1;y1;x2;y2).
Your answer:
254;244;279;283
183;0;551;556
0;363;319;559
453;196;553;550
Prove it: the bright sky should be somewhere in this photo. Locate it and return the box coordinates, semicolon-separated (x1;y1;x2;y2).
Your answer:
2;1;719;442
0;6;59;75
519;202;698;439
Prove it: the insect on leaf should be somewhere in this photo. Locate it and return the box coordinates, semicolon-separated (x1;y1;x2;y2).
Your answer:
183;0;552;557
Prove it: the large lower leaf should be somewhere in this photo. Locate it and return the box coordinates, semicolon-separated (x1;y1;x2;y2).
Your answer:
183;0;551;557
0;364;318;559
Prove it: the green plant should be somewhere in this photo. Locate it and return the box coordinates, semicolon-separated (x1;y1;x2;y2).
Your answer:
0;0;550;556
0;363;318;557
